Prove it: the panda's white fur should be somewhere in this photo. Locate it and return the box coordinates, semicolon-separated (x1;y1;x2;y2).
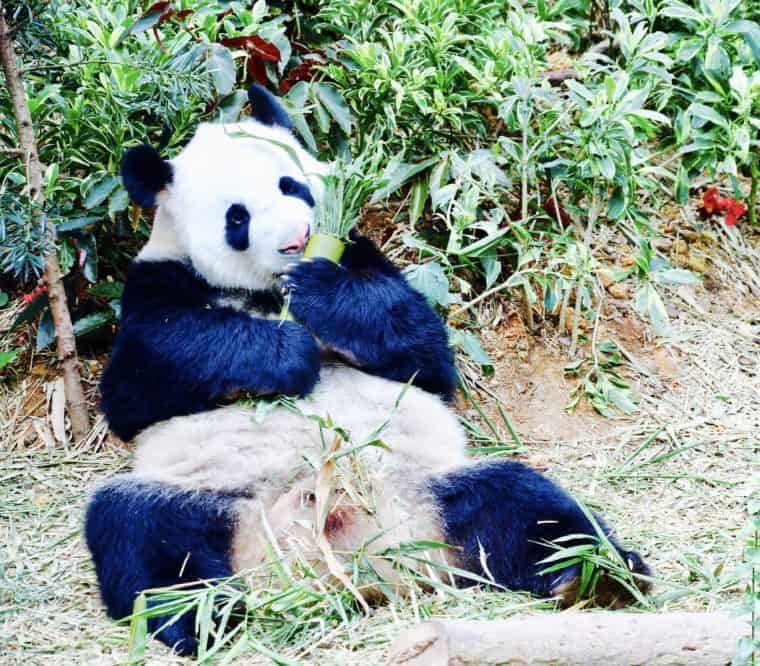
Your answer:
140;119;326;291
133;364;468;587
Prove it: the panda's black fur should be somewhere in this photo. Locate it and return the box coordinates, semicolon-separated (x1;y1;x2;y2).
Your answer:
85;85;650;656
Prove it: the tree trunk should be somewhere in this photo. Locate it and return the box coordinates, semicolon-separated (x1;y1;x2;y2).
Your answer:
0;3;90;441
387;613;746;665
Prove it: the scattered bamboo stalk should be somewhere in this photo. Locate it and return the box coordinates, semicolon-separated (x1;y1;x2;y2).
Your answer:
749;157;758;227
452;275;519;317
568;281;584;358
0;2;89;441
387;613;747;665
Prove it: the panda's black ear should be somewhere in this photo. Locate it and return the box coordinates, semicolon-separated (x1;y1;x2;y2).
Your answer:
247;83;292;130
121;144;173;208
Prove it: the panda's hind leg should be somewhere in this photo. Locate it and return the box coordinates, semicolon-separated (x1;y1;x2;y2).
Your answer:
84;476;238;655
430;460;650;606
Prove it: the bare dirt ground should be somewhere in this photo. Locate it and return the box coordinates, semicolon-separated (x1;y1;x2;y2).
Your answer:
0;221;757;664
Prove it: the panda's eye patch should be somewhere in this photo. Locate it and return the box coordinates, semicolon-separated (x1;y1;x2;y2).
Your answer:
226;204;250;226
225;203;250;251
279;176;315;207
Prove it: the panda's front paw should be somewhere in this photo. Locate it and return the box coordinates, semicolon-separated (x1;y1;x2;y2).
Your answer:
280;258;346;329
274;322;321;395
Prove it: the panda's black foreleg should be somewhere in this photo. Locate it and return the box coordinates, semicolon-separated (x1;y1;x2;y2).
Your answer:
430;461;650;606
282;233;457;400
85;477;238;655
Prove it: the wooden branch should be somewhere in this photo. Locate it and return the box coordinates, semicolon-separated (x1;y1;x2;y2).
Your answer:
387;613;746;665
589;38;611;55
0;2;90;441
539;68;582;85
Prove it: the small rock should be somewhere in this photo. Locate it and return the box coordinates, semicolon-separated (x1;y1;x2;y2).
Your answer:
653;349;679;378
620;255;636;268
653;238;673;251
687;251;707;274
607;282;628;299
673;239;688;256
598;269;616;289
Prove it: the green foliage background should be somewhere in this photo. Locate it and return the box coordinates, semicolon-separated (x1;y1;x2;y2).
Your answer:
1;0;759;410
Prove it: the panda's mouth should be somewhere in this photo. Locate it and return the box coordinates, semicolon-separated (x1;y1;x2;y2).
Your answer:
278;226;311;255
278;245;304;255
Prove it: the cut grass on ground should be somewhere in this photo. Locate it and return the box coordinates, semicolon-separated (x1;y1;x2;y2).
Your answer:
0;225;757;664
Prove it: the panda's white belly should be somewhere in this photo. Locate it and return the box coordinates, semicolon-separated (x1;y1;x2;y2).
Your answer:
132;364;469;502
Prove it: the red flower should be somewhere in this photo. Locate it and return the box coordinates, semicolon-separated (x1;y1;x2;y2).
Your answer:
724;200;747;227
21;284;48;306
701;187;722;215
699;186;747;227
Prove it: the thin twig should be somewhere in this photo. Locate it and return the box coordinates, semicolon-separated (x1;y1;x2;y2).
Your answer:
0;2;89;441
454;273;524;316
539;68;582;85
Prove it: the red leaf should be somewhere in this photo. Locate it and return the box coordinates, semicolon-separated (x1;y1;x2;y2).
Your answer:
246;58;268;86
219;35;281;85
220;35;280;62
144;0;171;14
540;182;572;228
280;61;320;93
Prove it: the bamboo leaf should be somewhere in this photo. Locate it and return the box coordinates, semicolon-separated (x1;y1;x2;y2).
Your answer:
0;349;19;370
408;178;428;228
128;593;148;662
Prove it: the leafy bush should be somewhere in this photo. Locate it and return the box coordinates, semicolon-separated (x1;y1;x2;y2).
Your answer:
1;0;759;412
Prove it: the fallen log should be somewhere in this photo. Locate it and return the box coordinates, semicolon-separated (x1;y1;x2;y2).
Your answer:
387;612;745;665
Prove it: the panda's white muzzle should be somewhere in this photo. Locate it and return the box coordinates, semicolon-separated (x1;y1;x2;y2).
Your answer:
278;223;311;255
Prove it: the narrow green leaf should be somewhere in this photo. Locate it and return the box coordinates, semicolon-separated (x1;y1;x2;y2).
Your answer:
657;268;700;285
73;311;114;337
675;165;690;204
84;175;119;209
10;294;49;331
36;309;55;351
408;178;428;228
57;215;101;233
128;593;148;662
690;103;728;129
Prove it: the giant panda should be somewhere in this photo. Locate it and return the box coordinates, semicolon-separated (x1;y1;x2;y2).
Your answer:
85;84;650;656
